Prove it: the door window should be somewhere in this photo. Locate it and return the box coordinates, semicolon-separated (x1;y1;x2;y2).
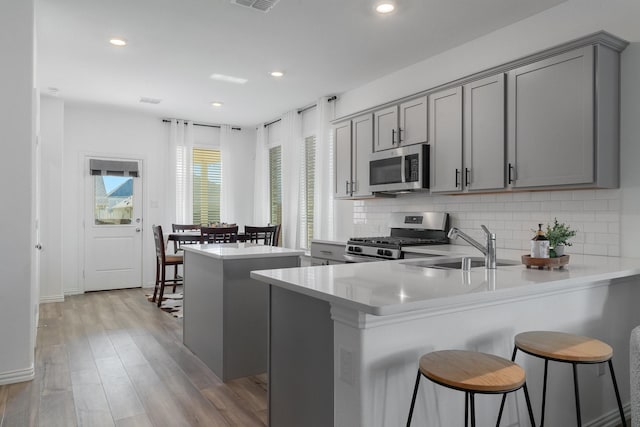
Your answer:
94;175;134;225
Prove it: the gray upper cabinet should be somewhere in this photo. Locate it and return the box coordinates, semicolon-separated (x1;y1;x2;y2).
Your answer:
333;114;373;199
334;121;352;199
351;114;373;197
399;96;428;146
429;87;462;193
374;96;428;152
463;73;506;191
507;44;619;189
373;106;397;151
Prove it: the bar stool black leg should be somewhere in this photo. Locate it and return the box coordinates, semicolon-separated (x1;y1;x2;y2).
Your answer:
541;359;549;427
608;360;628;427
406;370;422;427
572;363;581;426
522;383;537;426
496;346;518;426
470;392;476;427
465;392;469;427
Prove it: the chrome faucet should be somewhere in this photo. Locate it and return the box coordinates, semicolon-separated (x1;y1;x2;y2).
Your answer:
447;225;497;269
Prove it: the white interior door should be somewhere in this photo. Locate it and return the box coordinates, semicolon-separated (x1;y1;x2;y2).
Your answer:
84;157;143;291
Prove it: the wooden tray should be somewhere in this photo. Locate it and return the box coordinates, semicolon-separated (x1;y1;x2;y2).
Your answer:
522;255;569;270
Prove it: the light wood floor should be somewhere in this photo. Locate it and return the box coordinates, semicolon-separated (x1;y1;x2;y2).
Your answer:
0;288;268;427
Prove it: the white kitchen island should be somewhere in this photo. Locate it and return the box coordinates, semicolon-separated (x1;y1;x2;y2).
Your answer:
182;243;303;382
251;248;640;427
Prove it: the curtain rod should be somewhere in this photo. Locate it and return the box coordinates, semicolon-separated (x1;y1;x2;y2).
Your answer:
265;95;338;127
264;118;281;128
297;104;317;115
162;119;241;131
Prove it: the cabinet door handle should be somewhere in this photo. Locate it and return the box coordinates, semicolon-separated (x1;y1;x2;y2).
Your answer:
455;169;460;188
465;168;470;187
391;128;396;145
508;163;514;184
345;180;350;195
398;127;403;144
352;180;358;193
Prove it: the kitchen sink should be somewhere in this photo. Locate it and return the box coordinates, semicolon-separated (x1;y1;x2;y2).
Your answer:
404;257;520;270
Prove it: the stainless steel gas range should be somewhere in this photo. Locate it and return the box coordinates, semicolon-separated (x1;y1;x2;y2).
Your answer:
344;212;450;262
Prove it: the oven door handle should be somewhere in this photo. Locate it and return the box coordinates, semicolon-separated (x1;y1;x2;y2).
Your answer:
343;254;382;263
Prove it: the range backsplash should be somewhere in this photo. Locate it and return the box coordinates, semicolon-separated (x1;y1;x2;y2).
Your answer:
352;189;621;257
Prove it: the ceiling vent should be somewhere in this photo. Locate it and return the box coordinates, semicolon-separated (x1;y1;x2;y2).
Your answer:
231;0;280;13
139;97;162;104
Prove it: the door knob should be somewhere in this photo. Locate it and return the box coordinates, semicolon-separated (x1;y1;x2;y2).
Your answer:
136;228;141;232
35;244;42;250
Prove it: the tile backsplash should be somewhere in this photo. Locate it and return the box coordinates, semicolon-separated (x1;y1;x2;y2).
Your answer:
352;189;621;256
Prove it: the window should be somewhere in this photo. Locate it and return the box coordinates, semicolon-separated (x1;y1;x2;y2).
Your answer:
302;135;316;248
192;148;221;225
93;176;134;225
269;145;282;226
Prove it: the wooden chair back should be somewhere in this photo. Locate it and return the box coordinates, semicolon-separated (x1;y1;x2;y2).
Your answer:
172;223;201;232
171;224;202;252
201;226;239;243
244;225;279;246
152;225;167;263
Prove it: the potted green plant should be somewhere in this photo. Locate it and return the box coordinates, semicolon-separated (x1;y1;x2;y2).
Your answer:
545;218;576;257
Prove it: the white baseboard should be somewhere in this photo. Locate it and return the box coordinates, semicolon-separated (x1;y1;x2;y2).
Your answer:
64;288;83;296
39;294;64;303
0;365;35;386
584;402;630;427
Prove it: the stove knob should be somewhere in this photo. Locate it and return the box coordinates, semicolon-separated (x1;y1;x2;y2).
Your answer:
354;247;362;253
348;246;354;252
377;249;384;256
384;250;393;256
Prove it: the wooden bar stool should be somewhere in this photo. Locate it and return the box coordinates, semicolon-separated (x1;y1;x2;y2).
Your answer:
497;331;627;427
407;350;536;426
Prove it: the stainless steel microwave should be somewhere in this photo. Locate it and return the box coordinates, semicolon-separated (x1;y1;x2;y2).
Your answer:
369;144;429;193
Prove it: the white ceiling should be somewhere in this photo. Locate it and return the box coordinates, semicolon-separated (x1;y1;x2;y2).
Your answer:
37;0;566;127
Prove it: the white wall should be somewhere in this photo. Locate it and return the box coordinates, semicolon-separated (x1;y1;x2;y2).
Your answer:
61;102;169;292
39;96;64;302
333;0;640;257
222;128;257;228
0;0;36;384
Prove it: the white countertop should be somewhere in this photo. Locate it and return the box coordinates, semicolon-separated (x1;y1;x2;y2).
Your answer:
251;247;640;315
182;242;304;260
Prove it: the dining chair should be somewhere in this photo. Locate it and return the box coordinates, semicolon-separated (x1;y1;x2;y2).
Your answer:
244;225;279;246
171;223;202;253
201;225;239;243
152;225;183;307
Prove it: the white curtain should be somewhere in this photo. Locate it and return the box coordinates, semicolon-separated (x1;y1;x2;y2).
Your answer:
281;110;302;249
220;125;232;223
169;119;194;224
253;125;270;226
315;96;336;240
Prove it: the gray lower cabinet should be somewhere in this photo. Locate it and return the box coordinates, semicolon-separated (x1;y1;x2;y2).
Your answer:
463;73;506;192
334;114;373;199
429;86;463;193
507;44;620;189
310;240;346;265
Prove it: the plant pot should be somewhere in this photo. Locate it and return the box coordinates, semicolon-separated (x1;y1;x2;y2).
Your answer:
554;244;565;257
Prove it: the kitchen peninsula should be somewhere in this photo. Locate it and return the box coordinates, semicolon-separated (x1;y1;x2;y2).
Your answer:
251;247;640;427
182;243;303;381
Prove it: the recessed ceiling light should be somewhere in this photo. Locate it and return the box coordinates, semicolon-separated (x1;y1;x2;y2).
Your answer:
211;101;223;107
109;38;127;47
270;71;285;78
375;2;395;13
210;73;248;84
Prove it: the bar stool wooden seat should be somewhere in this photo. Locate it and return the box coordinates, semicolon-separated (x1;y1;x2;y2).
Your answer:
407;350;536;426
497;331;627;427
